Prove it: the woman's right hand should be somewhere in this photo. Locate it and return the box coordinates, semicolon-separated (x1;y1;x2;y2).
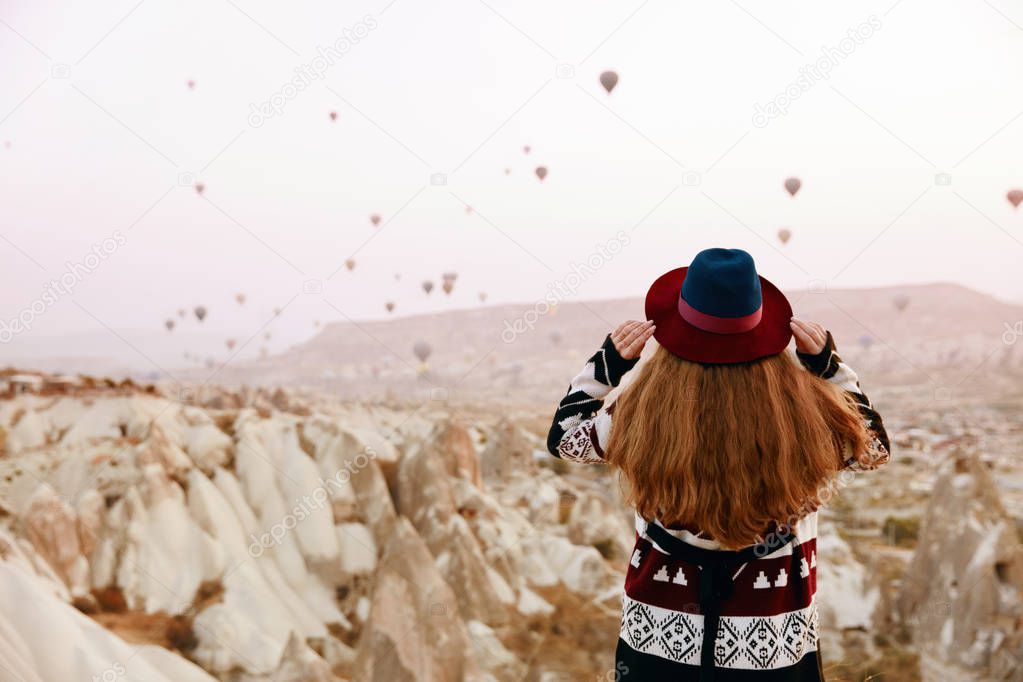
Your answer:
611;320;656;360
790;318;828;355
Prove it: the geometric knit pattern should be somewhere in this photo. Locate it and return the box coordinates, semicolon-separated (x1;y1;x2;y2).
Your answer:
620;596;819;670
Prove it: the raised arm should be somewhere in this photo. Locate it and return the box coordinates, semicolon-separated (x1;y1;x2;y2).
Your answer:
546;321;652;463
791;320;890;471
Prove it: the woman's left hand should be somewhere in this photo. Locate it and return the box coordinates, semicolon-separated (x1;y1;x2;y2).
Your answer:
790;318;828;355
611;320;656;360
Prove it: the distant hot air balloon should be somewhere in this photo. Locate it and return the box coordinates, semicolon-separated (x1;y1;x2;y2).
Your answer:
465;205;473;214
478;292;488;303
370;214;381;227
413;341;432;363
549;330;563;345
164;319;175;332
523;145;531;154
272;307;281;316
264;331;272;340
177;308;186;318
784;177;801;197
385;301;395;313
186;80;195;90
535;166;548;181
422;280;434;294
329;111;338;121
195;182;205;195
394;273;401;281
442;281;454;295
504;168;511;175
892;294;910;312
235;293;246;305
442;271;458;283
777;228;792;245
194;306;207;322
1008;189;1023;209
345;258;356;272
205;357;215;369
858;334;874;350
314;320;321;328
599;70;619;94
226;339;237;351
260;347;268;358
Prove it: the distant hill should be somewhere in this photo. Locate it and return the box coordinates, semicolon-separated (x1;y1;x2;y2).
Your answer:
195;282;1023;404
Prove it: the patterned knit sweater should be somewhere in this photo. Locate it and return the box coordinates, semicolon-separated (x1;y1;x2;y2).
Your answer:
546;334;890;681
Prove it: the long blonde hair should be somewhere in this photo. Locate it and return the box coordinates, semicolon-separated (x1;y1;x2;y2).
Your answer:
606;345;869;549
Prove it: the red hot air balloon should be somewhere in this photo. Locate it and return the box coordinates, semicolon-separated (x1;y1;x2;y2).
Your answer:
523;145;531;154
599;70;619;94
1008;189;1023;209
385;301;395;313
422;280;434;294
235;293;246;305
329;111;338;121
784;177;801;197
535;166;548;181
226;339;237;350
370;214;381;227
777;228;792;245
194;306;207;322
195;182;205;195
187;80;195;90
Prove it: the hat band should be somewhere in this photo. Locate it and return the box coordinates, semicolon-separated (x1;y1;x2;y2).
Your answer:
678;295;763;334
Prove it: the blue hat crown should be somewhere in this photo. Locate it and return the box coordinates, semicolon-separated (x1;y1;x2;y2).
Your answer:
680;248;763;318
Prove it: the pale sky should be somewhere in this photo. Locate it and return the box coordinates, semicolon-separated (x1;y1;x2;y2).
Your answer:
2;0;1022;365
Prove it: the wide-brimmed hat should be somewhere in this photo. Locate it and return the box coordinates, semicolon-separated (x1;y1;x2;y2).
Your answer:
644;248;792;364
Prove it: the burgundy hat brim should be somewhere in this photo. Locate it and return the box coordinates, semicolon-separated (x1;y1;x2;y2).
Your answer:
644;267;793;364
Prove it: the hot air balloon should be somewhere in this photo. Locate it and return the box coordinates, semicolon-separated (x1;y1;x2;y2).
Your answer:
345;258;356;272
385;301;395;313
177;308;186;318
422;280;434;294
442;271;458;283
235;293;246;305
504;168;511;175
205;357;215;368
226;339;237;351
195;182;205;195
478;292;488;303
394;273;401;281
186;80;195;90
260;347;268;358
777;228;792;245
465;205;473;214
314;320;321;328
1008;189;1023;209
523;145;531;154
858;334;874;350
329;111;338;121
164;319;175;332
370;214;381;227
194;306;207;322
892;294;910;312
442;280;454;295
272;307;281;316
784;177;801;197
413;341;432;362
549;330;563;345
535;166;548;181
264;331;272;340
599;70;619;94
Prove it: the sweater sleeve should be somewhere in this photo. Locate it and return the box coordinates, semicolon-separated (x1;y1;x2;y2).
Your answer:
796;331;891;471
546;334;639;463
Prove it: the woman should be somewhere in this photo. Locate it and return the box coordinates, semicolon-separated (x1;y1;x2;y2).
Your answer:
546;248;889;681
